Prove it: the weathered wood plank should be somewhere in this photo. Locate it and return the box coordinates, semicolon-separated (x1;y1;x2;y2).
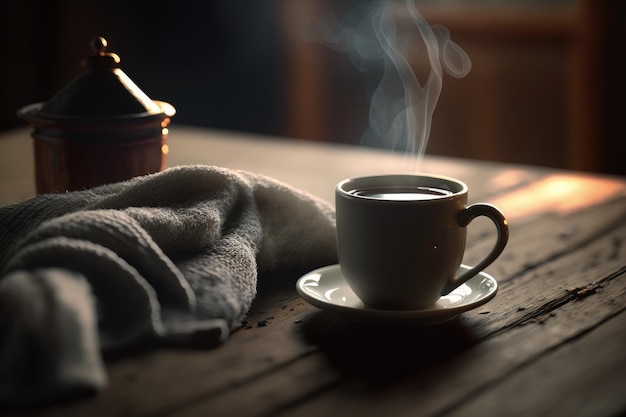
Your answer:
445;311;626;417
259;261;626;417
156;266;626;417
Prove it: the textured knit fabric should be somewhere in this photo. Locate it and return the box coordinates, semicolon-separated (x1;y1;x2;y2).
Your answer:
0;165;337;404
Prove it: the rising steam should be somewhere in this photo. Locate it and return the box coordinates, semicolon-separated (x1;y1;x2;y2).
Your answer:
319;0;471;166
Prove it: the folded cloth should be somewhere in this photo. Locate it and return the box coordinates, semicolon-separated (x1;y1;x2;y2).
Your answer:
0;165;337;404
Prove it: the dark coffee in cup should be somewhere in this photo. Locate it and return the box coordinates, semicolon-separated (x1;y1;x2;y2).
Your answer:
349;186;453;201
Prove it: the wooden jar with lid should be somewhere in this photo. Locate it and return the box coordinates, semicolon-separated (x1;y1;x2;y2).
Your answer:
18;37;175;194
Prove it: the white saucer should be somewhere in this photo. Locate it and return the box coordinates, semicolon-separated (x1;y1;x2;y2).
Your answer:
296;264;498;326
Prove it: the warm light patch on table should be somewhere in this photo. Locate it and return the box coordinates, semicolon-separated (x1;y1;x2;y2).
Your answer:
490;174;626;220
489;169;529;190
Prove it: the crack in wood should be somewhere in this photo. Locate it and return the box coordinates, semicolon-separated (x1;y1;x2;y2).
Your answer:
491;265;626;334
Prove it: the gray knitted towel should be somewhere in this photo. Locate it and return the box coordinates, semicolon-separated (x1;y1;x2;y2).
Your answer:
0;165;337;404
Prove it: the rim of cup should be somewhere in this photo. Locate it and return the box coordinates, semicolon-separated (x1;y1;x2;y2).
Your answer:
336;173;468;202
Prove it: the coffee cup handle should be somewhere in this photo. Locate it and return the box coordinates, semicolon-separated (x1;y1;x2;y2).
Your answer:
441;203;509;295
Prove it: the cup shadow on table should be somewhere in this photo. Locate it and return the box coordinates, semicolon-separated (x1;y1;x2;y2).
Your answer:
298;310;480;384
257;268;481;383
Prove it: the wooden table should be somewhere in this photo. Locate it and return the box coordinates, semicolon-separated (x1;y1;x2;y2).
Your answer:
2;126;626;416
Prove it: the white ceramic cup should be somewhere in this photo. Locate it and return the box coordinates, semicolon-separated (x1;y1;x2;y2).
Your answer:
335;174;509;310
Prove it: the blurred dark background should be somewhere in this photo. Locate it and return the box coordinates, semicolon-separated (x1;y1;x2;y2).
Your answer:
2;0;624;174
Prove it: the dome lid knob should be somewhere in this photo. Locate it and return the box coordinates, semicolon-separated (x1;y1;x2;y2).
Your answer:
81;36;122;70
